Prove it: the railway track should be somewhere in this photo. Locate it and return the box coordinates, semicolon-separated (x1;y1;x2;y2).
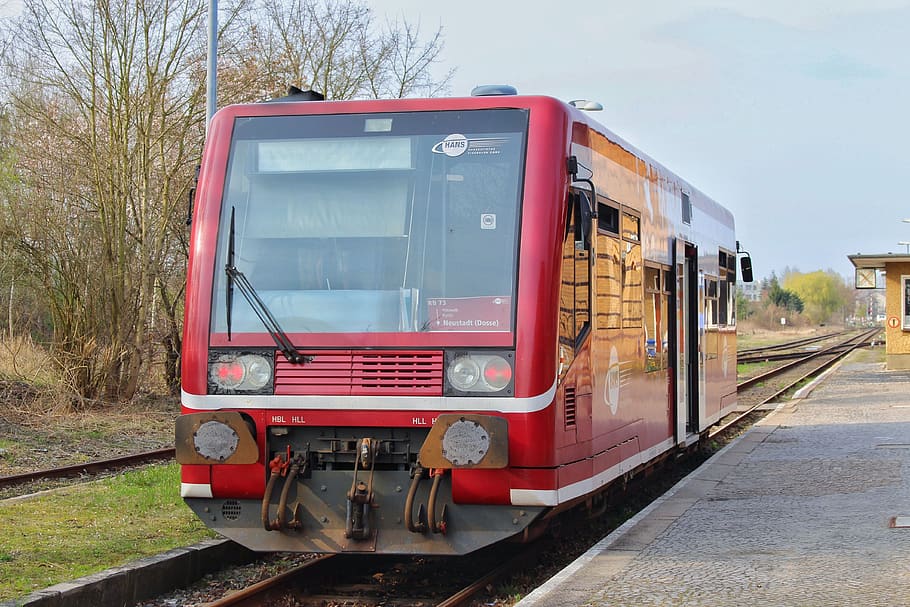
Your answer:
9;328;885;606
711;327;881;437
736;330;846;357
735;328;881;364
191;542;542;607
153;327;883;607
0;447;175;492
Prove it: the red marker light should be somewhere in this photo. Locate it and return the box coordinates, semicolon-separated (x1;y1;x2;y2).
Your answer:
483;357;512;390
216;361;244;387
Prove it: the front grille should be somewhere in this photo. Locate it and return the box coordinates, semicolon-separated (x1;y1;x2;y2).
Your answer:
275;350;444;396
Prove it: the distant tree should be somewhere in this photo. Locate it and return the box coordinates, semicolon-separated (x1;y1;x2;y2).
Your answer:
768;276;804;313
0;108;51;343
784;271;848;324
735;289;754;321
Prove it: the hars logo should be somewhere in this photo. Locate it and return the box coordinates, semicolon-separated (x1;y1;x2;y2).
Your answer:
432;133;468;157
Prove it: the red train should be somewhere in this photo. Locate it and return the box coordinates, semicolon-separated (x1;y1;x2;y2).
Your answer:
176;86;753;554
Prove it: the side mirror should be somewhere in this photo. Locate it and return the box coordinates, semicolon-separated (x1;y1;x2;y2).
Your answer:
740;255;754;283
187;164;201;226
186;186;196;226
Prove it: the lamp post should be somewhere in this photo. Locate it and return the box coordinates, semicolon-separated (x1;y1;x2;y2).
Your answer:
900;219;910;253
206;0;217;132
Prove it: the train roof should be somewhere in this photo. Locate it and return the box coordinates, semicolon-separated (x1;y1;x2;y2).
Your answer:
212;91;734;225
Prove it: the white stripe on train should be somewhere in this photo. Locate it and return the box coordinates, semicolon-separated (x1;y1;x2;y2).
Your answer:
181;381;558;414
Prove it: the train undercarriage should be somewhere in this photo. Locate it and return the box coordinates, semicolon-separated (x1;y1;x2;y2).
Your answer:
179;414;546;555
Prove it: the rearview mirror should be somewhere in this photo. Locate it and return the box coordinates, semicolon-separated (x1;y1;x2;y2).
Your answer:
740;255;754;283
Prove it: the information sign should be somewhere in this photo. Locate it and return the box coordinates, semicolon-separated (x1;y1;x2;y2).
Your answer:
427;296;511;332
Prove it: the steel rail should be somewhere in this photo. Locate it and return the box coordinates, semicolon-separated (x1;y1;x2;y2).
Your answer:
0;446;175;489
736;328;878;391
737;330;845;356
196;545;539;607
710;328;879;438
201;555;337;607
738;339;876;364
436;543;544;607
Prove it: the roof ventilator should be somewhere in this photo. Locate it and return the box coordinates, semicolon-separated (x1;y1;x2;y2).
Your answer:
471;84;518;96
266;85;325;103
569;99;604;111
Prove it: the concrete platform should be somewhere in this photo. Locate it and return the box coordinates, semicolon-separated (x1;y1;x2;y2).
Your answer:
518;351;910;606
2;539;255;607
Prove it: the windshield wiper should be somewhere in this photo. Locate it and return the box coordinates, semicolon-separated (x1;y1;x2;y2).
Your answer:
225;207;310;364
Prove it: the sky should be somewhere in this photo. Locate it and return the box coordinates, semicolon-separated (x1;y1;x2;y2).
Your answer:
0;0;906;281
379;0;910;282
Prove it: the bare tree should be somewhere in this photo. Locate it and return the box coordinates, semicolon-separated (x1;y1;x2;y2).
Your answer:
0;0;210;402
0;0;453;403
221;0;453;102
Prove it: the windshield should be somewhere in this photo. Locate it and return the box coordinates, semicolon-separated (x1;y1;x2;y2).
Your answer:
211;109;528;335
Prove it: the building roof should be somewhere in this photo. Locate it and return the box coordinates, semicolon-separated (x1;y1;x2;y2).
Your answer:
848;253;910;268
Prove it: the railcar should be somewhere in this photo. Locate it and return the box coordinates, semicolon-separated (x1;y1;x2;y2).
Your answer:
176;86;753;555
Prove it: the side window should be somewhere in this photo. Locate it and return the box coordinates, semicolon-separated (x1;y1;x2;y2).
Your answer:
721;249;736;325
559;190;592;354
705;275;719;361
595;200;621;330
598;202;619;234
718;274;729;326
644;266;669;372
621;212;642;328
705;277;718;327
660;269;669;360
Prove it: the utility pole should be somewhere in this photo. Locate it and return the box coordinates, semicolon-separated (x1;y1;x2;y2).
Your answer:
206;0;217;131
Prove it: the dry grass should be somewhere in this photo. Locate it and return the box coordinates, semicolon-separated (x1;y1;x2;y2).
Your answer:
0;336;177;476
0;335;58;388
736;320;842;350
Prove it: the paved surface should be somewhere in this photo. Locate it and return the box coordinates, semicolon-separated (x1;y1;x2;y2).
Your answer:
518;351;910;607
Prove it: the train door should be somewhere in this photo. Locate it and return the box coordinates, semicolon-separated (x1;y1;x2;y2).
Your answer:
672;240;700;444
556;188;594;454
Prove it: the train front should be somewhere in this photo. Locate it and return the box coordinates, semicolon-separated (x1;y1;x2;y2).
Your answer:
176;99;555;554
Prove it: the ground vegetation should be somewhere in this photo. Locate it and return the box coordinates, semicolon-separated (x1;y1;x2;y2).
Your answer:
0;0;451;405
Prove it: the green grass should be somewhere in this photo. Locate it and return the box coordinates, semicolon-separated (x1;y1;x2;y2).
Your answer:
736;361;773;376
0;440;15;464
0;463;216;601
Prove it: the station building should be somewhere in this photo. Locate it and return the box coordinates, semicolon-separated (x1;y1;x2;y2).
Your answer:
737;280;762;302
848;253;910;369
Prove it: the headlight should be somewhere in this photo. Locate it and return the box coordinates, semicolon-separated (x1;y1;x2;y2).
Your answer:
445;351;514;395
448;356;481;390
208;351;274;393
244;356;272;389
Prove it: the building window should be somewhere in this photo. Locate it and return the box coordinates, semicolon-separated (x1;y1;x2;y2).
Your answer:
903;276;910;331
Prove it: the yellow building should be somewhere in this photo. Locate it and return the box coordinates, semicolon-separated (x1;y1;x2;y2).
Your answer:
848;253;910;369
